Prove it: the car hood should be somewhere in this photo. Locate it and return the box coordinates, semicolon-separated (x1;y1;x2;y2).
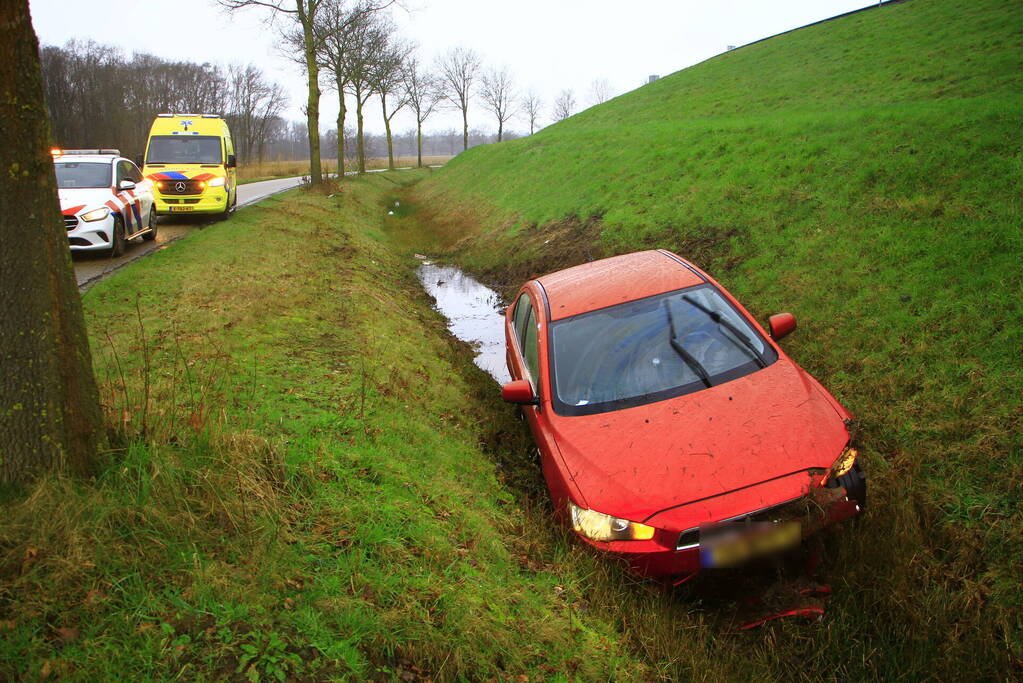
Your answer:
58;188;112;214
549;358;849;528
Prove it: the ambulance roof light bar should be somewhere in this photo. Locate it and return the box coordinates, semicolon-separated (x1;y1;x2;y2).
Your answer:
156;113;222;118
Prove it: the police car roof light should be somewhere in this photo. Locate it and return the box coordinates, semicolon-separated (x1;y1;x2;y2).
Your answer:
61;149;120;156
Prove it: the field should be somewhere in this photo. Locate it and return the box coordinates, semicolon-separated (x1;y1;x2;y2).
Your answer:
2;175;765;681
2;0;1020;678
409;0;1023;675
237;156;452;184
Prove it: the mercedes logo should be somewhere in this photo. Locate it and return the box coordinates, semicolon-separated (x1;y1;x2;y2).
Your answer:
174;181;186;192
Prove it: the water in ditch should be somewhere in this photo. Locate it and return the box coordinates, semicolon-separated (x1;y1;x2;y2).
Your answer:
416;259;511;385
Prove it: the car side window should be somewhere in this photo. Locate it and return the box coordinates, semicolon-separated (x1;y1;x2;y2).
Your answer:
127;162;143;183
523;308;540;386
512;293;532;347
115;161;132;185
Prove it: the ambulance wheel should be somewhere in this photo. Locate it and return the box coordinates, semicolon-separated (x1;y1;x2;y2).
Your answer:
142;207;158;241
109;217;126;257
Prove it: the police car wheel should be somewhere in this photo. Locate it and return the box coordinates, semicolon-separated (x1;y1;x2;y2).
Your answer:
141;208;157;241
109;217;126;257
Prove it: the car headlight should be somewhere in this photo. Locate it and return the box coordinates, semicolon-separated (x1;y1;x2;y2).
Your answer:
80;207;110;222
568;500;655;541
208;177;225;187
822;446;858;485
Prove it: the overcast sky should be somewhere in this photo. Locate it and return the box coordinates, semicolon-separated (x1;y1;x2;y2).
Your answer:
29;0;878;137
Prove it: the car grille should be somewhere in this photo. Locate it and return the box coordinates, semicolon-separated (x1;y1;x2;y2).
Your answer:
161;180;204;195
64;215;78;231
675;496;808;550
68;237;90;246
163;198;202;205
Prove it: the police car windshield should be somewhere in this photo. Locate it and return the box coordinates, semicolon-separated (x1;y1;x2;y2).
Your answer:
147;136;222;164
55;162;111;189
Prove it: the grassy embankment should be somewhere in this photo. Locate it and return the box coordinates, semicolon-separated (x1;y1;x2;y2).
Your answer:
1;174;784;681
237;157;452;185
409;0;1023;675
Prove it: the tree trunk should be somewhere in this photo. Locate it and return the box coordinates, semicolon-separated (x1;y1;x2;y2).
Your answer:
300;11;322;185
462;106;469;151
381;94;394;171
356;94;366;174
336;88;346;179
0;0;103;485
416;119;423;168
498;120;503;143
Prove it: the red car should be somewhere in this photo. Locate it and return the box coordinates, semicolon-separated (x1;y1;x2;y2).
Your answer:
501;250;865;578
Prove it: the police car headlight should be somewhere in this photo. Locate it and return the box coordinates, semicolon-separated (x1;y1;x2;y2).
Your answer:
208;177;225;187
81;208;110;222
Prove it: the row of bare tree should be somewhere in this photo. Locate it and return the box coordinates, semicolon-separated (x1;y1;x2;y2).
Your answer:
219;0;618;186
39;40;288;163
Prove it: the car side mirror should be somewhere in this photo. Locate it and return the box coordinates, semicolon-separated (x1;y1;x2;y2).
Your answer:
769;313;797;340
118;179;136;191
226;154;237;168
501;379;538;405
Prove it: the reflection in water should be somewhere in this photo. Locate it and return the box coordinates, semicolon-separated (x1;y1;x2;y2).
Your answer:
417;261;510;384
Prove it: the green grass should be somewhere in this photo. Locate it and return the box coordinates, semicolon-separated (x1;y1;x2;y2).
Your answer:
1;175;764;681
409;0;1023;675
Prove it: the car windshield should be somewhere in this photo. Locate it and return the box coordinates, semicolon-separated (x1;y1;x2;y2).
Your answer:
549;285;776;415
146;135;222;164
54;162;111;189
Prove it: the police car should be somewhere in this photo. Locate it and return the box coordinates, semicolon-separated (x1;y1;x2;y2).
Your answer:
53;149;157;255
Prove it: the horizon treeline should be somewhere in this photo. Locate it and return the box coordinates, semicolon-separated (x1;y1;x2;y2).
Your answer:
37;39;530;166
40;40;289;164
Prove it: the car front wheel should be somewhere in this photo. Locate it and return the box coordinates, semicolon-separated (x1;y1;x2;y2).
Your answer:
141;206;157;241
109;216;125;257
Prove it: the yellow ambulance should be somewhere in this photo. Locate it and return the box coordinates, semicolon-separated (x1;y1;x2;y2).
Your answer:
142;114;237;217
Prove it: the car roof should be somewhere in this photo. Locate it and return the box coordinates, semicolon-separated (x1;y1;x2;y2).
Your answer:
54;155;118;164
537;250;707;321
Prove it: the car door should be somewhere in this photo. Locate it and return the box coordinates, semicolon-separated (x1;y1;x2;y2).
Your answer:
126;160;154;225
507;288;575;502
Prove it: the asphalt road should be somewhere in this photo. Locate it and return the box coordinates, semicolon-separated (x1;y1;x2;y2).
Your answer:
73;176;305;289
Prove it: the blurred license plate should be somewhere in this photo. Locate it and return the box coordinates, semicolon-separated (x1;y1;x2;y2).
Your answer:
169;206;193;212
699;521;801;568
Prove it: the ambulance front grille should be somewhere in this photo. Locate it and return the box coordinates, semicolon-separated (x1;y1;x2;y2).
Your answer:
161;180;204;195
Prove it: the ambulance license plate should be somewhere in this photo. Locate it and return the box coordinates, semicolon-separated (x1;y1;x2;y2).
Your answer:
169;206;193;212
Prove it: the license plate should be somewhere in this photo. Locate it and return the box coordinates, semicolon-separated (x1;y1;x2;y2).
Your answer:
699;521;801;568
169;206;193;212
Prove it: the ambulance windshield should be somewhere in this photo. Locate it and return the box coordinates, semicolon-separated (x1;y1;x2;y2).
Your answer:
147;136;222;164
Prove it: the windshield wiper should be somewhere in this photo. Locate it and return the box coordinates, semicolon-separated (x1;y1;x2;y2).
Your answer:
681;295;767;368
664;299;713;388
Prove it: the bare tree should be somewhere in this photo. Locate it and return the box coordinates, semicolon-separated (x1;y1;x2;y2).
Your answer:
218;0;331;184
219;0;396;184
341;11;390;173
436;46;481;152
312;0;368;177
226;64;289;163
372;32;411;170
402;55;442;167
521;90;542;135
480;65;516;143
552;88;576;121
1;0;104;484
588;78;613;106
